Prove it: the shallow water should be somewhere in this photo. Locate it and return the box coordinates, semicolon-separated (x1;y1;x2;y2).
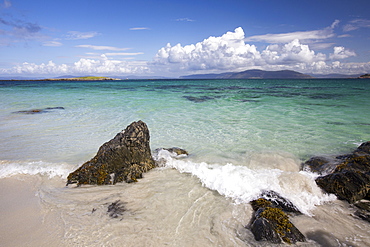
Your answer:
1;79;370;246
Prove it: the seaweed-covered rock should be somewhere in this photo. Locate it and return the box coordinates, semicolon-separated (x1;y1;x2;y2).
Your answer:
301;156;340;175
163;147;189;156
13;107;65;114
250;207;306;244
66;120;156;186
353;201;370;223
316;171;370;203
249;193;305;244
309;141;370;204
257;190;301;214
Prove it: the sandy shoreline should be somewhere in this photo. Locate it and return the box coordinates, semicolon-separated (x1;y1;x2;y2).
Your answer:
0;176;62;247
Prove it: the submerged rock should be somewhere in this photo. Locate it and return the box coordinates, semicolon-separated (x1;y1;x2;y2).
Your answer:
353;201;370;223
13;107;65;114
306;141;370;204
163;147;189;156
153;147;189;166
66;120;156;186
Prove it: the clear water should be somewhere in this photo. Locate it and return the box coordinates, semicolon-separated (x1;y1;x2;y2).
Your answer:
1;79;370;246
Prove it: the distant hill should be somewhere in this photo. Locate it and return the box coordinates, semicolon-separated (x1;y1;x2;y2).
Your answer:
308;73;363;79
180;69;313;79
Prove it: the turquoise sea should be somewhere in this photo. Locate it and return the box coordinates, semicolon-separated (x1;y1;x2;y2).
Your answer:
1;79;370;246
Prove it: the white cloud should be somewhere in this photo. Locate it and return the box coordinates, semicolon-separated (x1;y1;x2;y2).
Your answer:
153;27;261;70
104;52;144;56
1;26;368;77
2;55;149;75
261;39;326;65
153;28;327;72
129;27;150;30
43;41;63;47
152;27;367;75
329;46;356;60
66;31;99;40
245;21;338;43
343;19;370;32
76;45;130;51
176;18;195;22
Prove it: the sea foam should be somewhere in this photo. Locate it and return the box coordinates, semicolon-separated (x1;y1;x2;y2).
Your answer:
0;160;74;179
154;149;336;215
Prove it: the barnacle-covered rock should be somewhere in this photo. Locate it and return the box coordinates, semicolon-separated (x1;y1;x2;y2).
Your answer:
66;120;155;186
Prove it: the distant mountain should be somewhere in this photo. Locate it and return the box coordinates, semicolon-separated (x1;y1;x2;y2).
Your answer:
308;73;362;79
180;69;313;79
114;75;173;80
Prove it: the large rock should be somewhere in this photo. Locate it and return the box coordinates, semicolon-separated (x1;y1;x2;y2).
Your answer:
304;141;370;204
253;191;301;214
67;120;156;186
249;192;305;244
249;204;306;244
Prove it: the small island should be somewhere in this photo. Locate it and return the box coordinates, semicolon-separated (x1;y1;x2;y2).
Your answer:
359;74;370;79
43;76;119;81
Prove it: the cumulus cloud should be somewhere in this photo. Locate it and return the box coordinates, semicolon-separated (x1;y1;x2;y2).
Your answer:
154;27;261;70
152;26;367;75
66;31;99;40
76;45;130;51
153;27;329;72
329;46;356;60
2;55;149;75
1;26;367;76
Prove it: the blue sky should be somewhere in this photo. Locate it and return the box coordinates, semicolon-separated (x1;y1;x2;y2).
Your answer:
0;0;369;77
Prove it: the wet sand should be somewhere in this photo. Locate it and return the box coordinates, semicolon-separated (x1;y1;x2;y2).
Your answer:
0;176;62;247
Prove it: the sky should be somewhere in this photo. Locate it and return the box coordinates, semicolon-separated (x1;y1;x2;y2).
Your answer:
0;0;370;78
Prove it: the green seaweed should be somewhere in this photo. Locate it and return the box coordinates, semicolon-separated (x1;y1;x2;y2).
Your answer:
259;207;293;243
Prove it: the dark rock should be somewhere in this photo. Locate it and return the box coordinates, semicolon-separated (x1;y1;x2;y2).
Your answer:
183;95;214;103
250;207;306;244
353;201;370;223
13;107;65;114
163;147;188;156
354;141;370;154
251;216;281;243
301;156;340;175
66;120;156;186
303;142;370;204
153;147;189;166
257;191;301;214
316;170;370;204
249;192;305;244
107;200;126;218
